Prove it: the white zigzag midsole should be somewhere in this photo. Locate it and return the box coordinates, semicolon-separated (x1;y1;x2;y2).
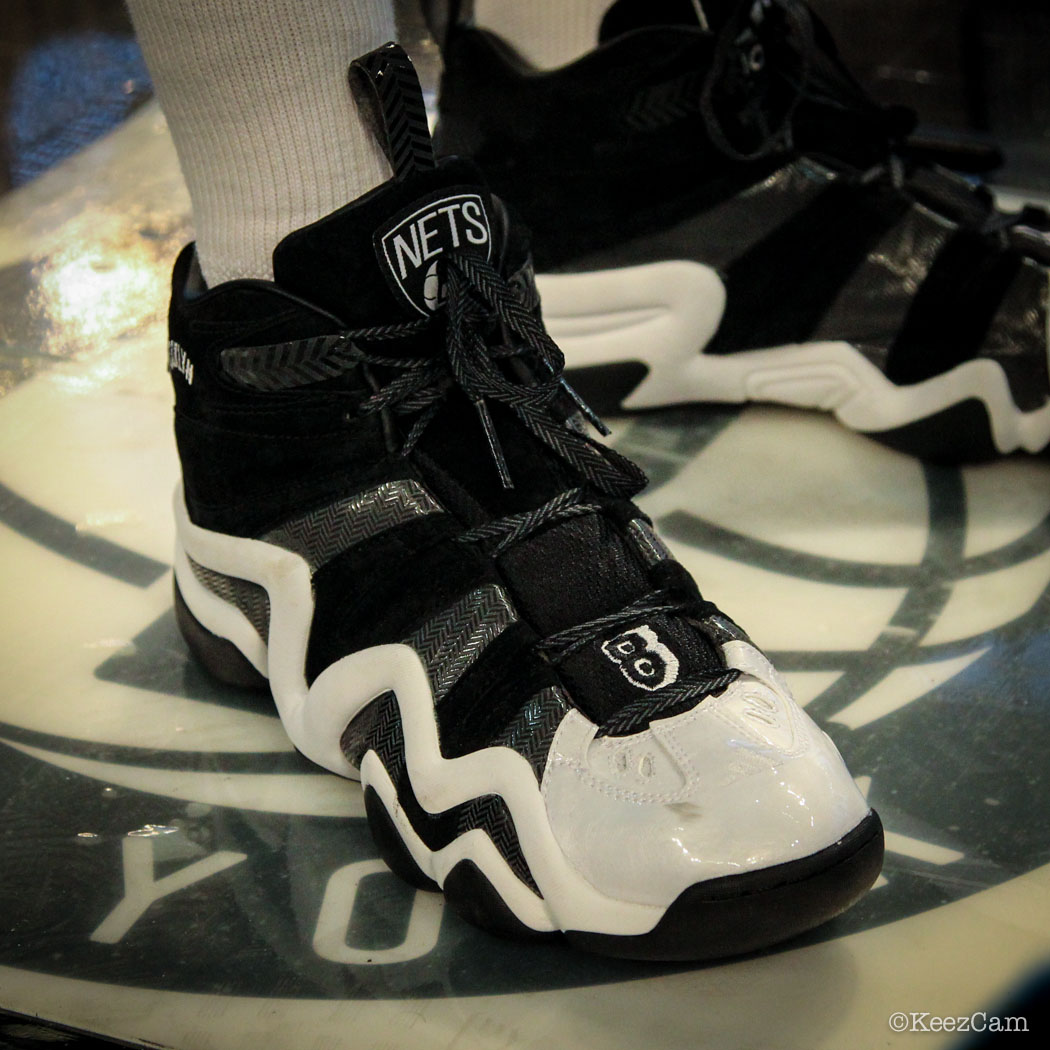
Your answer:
536;260;1050;454
173;488;667;936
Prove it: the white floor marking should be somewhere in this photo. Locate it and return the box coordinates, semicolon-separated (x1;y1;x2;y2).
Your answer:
961;458;1050;559
91;834;246;943
313;860;443;965
854;777;965;867
782;671;844;708
883;831;965;867
0;526;293;755
1;740;366;818
923;549;1050;646
665;544;909;652
830;649;988;729
647;407;930;566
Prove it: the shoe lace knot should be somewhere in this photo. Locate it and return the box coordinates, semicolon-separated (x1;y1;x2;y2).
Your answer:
351;251;648;496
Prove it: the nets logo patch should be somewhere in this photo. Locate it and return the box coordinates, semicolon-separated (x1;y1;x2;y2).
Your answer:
375;191;492;316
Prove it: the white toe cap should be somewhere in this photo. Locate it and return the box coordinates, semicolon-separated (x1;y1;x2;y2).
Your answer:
541;641;870;907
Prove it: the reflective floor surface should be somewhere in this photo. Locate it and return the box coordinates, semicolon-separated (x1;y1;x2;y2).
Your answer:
1;103;1049;1049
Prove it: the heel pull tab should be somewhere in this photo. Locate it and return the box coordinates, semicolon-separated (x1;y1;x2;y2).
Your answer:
350;43;437;180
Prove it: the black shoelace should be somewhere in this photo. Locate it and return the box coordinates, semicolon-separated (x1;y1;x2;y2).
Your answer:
699;0;816;163
222;250;738;735
225;253;647;495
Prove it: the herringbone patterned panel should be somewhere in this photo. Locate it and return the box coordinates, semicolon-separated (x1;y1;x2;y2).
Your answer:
404;585;517;702
263;480;441;571
220;335;356;391
493;687;570;782
457;794;538;892
351;43;436;179
187;555;270;641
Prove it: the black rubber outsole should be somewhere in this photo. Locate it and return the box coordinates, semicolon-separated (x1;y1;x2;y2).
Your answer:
565;361;1016;463
566;810;884;961
174;578;269;690
177;578;885;961
364;772;885;962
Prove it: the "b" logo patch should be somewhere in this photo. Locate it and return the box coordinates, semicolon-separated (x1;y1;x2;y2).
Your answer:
601;625;680;691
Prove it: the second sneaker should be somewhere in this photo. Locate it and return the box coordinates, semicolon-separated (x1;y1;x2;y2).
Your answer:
436;0;1050;460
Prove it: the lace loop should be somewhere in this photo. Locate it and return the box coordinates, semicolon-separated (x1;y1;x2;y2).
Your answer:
596;668;740;737
700;0;815;162
536;590;718;664
456;487;602;555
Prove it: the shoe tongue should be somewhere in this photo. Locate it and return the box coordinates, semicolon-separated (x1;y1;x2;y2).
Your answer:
272;158;502;324
499;513;725;727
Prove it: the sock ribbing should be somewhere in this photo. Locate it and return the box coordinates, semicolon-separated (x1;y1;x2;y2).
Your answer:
126;0;396;286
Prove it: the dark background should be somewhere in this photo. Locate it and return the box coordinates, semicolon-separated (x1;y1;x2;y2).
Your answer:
0;0;1047;193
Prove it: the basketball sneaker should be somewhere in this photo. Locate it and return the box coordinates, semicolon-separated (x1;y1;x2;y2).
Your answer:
434;0;1050;460
169;44;882;960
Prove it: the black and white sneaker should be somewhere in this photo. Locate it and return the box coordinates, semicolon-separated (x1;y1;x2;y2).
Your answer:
170;45;882;961
434;0;1050;460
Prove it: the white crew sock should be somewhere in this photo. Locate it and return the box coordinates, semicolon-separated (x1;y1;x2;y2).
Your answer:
473;0;611;69
125;0;396;286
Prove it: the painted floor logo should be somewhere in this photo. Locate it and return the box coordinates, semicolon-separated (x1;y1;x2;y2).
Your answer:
1;406;1049;999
